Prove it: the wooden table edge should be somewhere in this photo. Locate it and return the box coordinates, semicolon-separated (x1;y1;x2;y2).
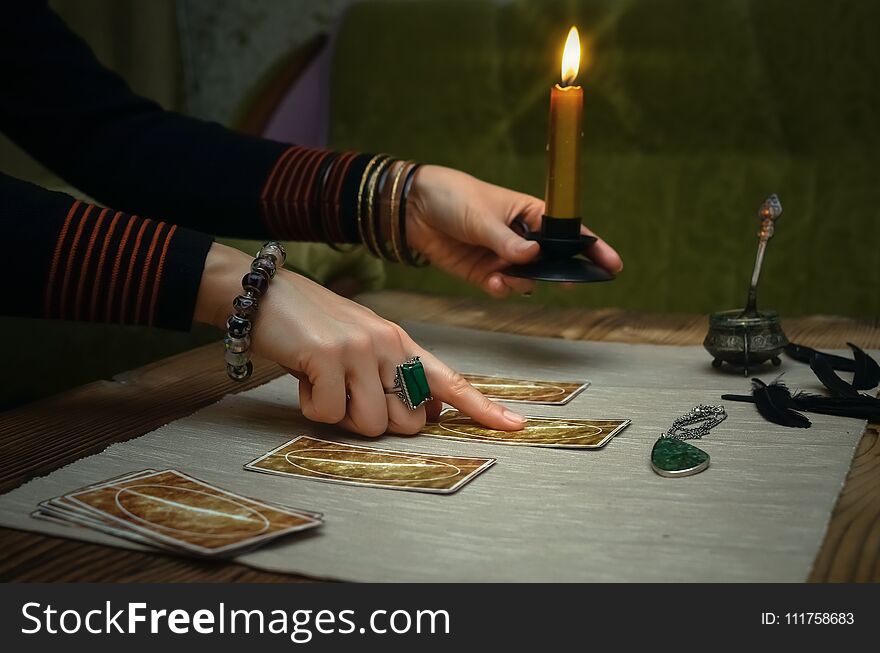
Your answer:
1;291;877;582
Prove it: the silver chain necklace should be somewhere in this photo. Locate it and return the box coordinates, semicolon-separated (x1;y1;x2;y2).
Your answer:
651;405;727;477
662;404;727;440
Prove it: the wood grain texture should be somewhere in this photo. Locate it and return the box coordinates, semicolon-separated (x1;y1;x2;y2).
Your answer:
361;292;880;348
0;290;877;582
0;344;284;495
0;529;310;583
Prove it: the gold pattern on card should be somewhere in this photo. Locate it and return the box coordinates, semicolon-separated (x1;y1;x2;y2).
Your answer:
421;412;630;448
69;471;317;550
463;374;586;403
247;436;494;492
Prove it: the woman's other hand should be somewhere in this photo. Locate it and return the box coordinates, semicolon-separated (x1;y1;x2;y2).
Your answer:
406;165;623;297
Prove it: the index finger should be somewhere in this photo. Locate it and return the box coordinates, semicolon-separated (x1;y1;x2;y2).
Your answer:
416;350;525;431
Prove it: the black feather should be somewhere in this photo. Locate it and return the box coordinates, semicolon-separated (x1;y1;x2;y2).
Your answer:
810;353;859;398
847;342;880;390
720;394;756;404
785;343;855;371
748;379;812;428
723;379;880;425
790;392;880;421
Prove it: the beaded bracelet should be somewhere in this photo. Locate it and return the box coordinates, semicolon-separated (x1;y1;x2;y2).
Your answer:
224;241;286;381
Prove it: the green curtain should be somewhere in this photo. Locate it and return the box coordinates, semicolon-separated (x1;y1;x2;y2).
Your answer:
330;0;880;317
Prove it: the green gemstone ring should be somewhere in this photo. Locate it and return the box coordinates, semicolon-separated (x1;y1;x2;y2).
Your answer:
387;356;432;410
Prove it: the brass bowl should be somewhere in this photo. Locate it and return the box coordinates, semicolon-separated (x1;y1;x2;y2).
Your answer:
703;309;789;375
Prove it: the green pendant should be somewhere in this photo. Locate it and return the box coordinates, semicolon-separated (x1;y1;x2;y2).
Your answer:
651;437;710;478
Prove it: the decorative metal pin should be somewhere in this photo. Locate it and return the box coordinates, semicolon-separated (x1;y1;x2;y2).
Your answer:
744;194;783;316
703;195;790;375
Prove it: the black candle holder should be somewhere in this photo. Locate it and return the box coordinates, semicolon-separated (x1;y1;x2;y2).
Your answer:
503;215;615;283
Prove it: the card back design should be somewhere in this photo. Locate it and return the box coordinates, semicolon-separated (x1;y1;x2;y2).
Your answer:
245;436;495;494
67;470;321;555
421;410;631;448
463;374;589;405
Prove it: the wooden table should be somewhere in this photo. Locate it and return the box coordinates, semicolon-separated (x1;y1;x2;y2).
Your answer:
1;291;877;582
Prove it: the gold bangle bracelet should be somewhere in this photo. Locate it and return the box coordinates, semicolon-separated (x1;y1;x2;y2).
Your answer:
356;154;388;251
374;159;406;262
399;163;428;266
365;156;395;258
388;160;415;263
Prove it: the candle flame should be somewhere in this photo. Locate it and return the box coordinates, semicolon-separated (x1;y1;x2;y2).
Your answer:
561;26;580;86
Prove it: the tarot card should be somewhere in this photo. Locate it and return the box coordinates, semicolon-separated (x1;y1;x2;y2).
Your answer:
65;469;322;556
30;508;160;544
33;471;182;549
31;510;77;527
36;469;320;543
33;469;321;556
463;373;589;405
32;507;179;550
36;470;160;528
244;436;495;494
420;410;631;449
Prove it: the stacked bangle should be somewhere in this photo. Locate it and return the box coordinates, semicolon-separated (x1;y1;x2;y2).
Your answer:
387;160;412;263
263;148;367;246
355;155;425;265
311;151;339;244
224;241;286;382
397;161;425;266
261;146;427;264
356;154;387;253
365;156;395;258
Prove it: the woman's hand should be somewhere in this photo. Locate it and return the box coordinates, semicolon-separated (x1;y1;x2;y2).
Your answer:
406;165;623;297
194;243;525;437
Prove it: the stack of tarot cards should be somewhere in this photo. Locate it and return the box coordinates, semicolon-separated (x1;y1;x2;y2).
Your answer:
32;469;323;557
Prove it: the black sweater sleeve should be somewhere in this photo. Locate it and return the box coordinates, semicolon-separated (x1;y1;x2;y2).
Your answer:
1;172;212;330
0;1;288;237
1;2;376;330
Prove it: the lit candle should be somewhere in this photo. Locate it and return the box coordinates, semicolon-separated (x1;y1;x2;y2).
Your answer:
544;26;583;219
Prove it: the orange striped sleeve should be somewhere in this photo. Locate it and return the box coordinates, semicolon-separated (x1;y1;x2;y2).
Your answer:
259;146;374;244
147;224;177;327
117;218;152;324
14;181;211;332
72;207;110;321
133;221;167;325
43;199;82;319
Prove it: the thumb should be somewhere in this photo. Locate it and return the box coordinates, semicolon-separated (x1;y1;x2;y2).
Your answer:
473;215;540;264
